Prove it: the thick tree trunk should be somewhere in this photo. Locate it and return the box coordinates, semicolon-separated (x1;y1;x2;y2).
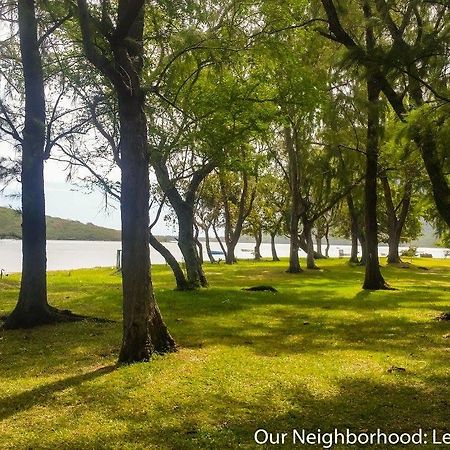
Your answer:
225;242;238;264
117;93;176;363
270;233;280;261
204;226;216;263
254;228;262;260
387;232;402;264
362;72;388;290
5;0;51;329
149;233;190;290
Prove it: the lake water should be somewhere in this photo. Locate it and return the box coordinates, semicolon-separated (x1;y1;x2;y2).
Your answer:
0;239;448;274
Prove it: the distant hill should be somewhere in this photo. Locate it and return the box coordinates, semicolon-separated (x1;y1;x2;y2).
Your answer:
0;207;121;241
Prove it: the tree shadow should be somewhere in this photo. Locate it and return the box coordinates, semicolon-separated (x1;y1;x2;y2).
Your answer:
0;365;115;421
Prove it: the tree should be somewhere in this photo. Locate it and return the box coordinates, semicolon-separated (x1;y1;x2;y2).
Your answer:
319;0;450;230
75;0;176;363
2;0;82;328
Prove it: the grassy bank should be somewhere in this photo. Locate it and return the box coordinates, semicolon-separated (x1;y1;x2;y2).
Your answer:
0;258;449;449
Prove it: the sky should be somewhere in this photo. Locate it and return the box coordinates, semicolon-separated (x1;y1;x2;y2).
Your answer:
0;142;173;235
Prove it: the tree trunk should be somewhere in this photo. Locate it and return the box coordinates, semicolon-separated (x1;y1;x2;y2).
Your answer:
304;222;319;270
225;242;238;264
358;233;367;266
254;228;262;260
4;0;51;329
387;232;402;264
325;225;330;258
194;222;204;265
204;226;216;263
381;175;412;265
178;209;207;288
315;236;324;258
212;222;227;260
76;0;176;363
149;232;190;290
285;127;302;273
362;70;388;289
349;228;359;264
270;233;280;261
347;194;360;264
117;92;176;363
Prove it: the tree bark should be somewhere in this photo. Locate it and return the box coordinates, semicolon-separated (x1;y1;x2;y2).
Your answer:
304;221;319;269
177;208;207;287
362;63;388;287
325;224;330;258
149;232;190;290
204;226;216;263
270;233;280;261
381;176;411;264
118;93;175;362
76;0;176;362
315;236;324;258
5;0;51;329
254;228;262;260
285;127;303;273
347;194;360;264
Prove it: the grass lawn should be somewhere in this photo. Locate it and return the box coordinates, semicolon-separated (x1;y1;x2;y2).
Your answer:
0;258;449;449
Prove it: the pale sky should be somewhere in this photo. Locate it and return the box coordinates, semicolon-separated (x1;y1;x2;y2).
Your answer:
0;143;173;235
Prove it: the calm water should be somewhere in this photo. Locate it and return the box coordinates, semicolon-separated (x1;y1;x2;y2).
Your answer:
0;239;448;274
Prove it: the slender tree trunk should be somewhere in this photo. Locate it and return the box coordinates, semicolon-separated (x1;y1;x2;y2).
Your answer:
304;222;319;270
349;229;359;264
194;222;204;265
381;176;412;264
149;233;190;290
5;0;50;329
347;194;360;263
178;209;207;288
285;127;302;273
362;71;388;289
270;233;280;261
359;233;367;266
325;225;330;258
254;228;262;260
315;236;324;258
204;226;216;263
212;222;227;260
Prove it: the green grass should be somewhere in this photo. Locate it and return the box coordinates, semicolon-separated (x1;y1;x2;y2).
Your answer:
0;258;449;449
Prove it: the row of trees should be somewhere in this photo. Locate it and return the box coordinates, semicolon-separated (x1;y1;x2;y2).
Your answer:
0;0;448;363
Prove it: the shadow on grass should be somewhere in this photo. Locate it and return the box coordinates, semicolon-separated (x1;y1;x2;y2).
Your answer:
21;374;449;449
0;365;115;421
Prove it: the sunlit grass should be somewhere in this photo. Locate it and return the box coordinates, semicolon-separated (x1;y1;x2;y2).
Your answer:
0;258;449;449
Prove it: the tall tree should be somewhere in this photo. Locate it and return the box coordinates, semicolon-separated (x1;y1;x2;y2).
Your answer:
3;0;80;328
76;0;176;363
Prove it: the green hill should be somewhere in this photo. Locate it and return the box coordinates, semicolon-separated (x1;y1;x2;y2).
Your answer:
0;207;121;241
